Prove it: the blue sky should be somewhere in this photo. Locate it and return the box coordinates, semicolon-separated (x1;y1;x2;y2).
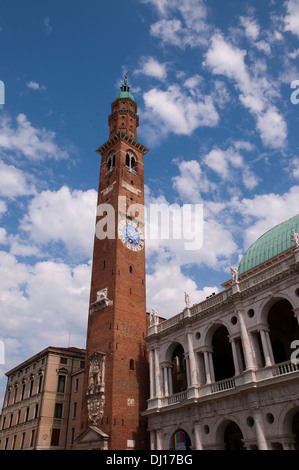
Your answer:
0;0;299;402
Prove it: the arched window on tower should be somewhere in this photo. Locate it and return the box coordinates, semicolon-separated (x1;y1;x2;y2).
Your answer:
125;151;137;174
107;152;115;172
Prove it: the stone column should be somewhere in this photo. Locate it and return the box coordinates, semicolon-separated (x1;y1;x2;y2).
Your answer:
230;337;241;376
168;366;173;395
156;429;163;450
208;350;215;382
293;307;299;327
259;328;273;367
237;309;255;370
154;348;162;397
150;430;156;450
203;348;214;384
163;366;169;396
185;355;191;388
253;410;269;450
149;349;155;398
187;332;198;386
194;423;203;450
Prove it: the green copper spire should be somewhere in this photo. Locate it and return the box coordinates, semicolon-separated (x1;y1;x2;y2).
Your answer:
114;71;135;102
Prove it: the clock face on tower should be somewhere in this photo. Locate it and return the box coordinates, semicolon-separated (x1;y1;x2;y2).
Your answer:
118;219;145;251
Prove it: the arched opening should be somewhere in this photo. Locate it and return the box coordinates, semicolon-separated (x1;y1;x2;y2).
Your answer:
292;410;299;450
268;299;299;364
170;429;192;450
131;157;136;171
212;325;235;382
107;152;115;171
172;344;187;394
125;151;137;173
224;421;245;450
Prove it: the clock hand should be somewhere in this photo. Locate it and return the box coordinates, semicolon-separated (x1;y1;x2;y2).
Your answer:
126;228;140;244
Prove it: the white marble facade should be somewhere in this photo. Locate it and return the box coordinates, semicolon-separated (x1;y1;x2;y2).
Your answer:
144;246;299;450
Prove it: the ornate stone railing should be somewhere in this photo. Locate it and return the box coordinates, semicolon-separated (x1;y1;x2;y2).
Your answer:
210;378;236;394
272;360;299;376
167;391;188;405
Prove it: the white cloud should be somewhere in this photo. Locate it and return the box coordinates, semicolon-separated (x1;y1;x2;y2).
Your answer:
204;34;248;82
256;106;287;149
144;183;238;276
148;0;210;48
0;113;69;161
0;200;7;218
146;257;219;318
44;17;52;36
26;81;47;91
284;0;299;37
240;15;260;41
142;84;219;139
172;159;214;202
0;251;90;371
291;158;299;179
204;33;287;149
203;146;259;190
0;228;6;245
135;56;167;80
19;186;97;260
231;185;299;250
0;160;35;198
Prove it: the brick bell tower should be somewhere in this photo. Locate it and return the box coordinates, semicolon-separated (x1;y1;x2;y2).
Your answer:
78;74;150;450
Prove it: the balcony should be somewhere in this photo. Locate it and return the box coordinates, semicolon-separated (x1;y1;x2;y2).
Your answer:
146;360;299;412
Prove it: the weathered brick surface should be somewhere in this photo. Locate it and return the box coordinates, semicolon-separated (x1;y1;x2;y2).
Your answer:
80;95;149;450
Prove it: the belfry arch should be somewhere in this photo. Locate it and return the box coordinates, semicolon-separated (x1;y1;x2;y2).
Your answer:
216;419;245;450
171;344;187;394
211;325;235;382
266;299;299;364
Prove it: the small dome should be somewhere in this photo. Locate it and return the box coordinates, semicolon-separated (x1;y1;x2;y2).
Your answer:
113;73;135;103
238;213;299;275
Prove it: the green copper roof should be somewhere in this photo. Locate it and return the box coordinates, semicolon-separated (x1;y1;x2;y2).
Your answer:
238;213;299;275
114;72;135;102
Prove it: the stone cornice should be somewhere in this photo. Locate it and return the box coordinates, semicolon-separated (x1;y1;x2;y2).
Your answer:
96;131;149;156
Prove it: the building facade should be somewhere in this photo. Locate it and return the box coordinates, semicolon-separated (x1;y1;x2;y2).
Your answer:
0;346;85;450
144;214;299;450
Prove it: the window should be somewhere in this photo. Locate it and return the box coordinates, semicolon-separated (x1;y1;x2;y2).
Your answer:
129;265;133;273
57;375;66;393
34;403;39;419
54;403;63;419
30;429;35;447
38;374;43;393
70;427;75;446
50;429;60;447
125;151;137;173
107;152;115;171
21;383;26;400
60;357;67;364
29;378;34;397
129;359;134;371
25;407;30;422
14;386;18;403
20;433;25;450
72;401;77;419
74;377;79;392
